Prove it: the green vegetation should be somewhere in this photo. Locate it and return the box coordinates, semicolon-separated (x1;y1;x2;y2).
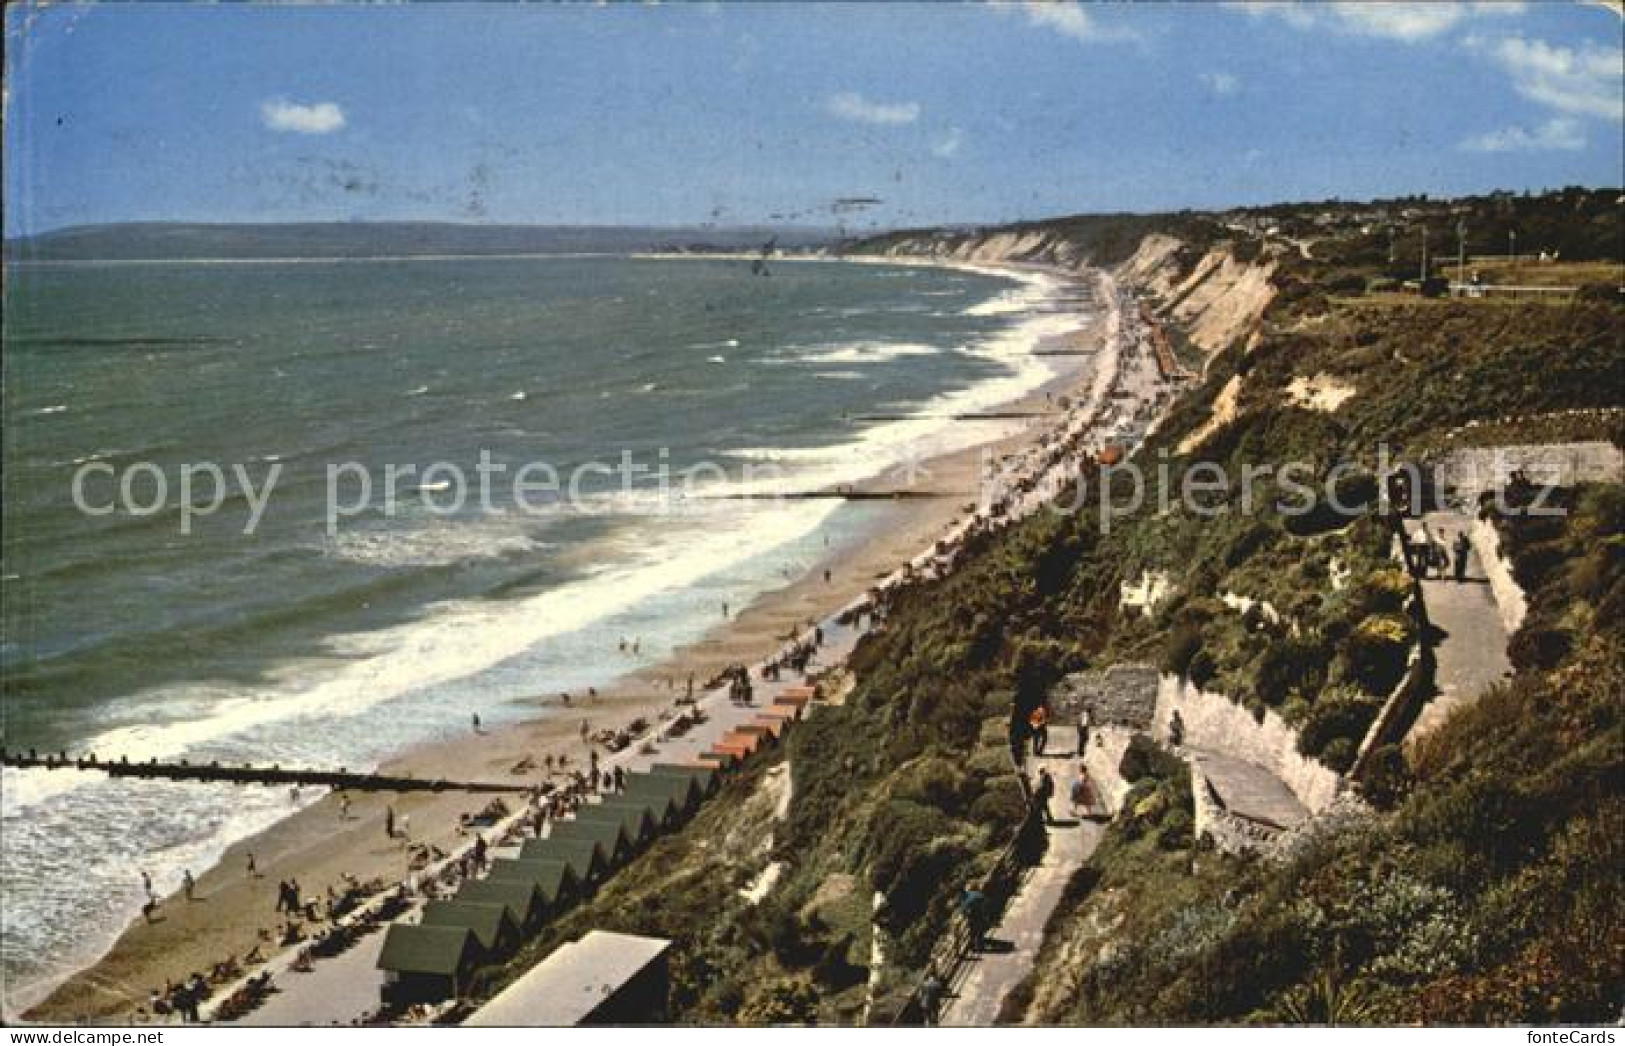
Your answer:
476;188;1622;1024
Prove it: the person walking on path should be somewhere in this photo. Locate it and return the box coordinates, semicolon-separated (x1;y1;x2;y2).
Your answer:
1453;531;1472;583
959;885;988;952
1070;767;1095;820
919;967;944;1026
1029;705;1050;756
1035;767;1057;825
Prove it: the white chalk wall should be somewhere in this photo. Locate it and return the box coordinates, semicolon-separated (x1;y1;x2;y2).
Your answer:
1151;674;1343;814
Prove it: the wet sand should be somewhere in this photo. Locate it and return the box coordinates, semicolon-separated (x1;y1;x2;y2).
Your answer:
21;261;1109;1024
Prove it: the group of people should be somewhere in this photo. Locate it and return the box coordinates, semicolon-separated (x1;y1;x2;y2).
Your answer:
1407;525;1475;583
760;621;825;682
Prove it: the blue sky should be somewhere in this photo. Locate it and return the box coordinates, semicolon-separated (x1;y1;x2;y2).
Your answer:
4;2;1621;236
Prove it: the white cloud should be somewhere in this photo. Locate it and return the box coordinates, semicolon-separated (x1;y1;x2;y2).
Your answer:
826;91;920;126
1461;116;1587;152
995;1;1137;43
1468;34;1625;119
261;98;346;134
931;127;964;158
1201;71;1241;97
1233;2;1525;42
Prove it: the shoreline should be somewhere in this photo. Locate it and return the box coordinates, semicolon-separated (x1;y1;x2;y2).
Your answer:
16;256;1121;1023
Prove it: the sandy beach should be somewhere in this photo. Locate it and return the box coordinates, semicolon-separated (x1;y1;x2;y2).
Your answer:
20;259;1117;1024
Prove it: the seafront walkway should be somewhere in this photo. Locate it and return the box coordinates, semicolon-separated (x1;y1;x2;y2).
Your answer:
941;726;1103;1027
220;612;868;1025
1404;511;1513;746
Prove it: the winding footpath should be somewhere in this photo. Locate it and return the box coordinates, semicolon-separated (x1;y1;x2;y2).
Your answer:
1405;511;1513;746
941;726;1104;1027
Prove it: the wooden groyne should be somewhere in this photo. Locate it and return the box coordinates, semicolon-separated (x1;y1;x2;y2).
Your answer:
699;489;965;501
849;410;1058;422
0;749;535;794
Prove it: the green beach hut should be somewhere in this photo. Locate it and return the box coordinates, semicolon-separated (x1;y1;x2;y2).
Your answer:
648;763;719;796
453;876;549;932
377;923;484;1004
419;900;522;962
485;857;581;909
620;775;700;819
574;800;659;847
545;817;634;867
520;836;610;886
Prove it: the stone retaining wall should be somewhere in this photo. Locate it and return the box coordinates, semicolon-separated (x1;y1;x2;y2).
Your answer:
1437;441;1623;505
1151;674;1343;814
1080;725;1137;815
1471;516;1529;635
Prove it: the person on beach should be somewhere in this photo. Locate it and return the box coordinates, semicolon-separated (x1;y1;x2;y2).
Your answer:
385;805;396;839
246;852;258;878
686;673;695;699
721;601;729;619
141;870;154;899
580;719;591;742
472;712;482;734
339;792;351;820
182;869;196;901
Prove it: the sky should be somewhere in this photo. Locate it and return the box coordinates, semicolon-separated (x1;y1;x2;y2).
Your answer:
3;1;1622;237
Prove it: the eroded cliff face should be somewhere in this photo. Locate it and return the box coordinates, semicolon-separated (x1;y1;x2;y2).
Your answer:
864;223;1277;365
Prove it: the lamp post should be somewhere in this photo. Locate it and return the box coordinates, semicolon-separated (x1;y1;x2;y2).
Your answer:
1456;220;1466;289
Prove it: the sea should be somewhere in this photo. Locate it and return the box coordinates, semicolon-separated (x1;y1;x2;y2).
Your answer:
0;253;1076;1006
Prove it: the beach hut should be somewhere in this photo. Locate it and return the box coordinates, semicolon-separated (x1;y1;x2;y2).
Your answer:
737;719;784;743
520;836;610;886
485;857;581;910
377;924;484;1004
609;789;685;829
648;763;719;796
574;800;660;845
419;900;522;962
546;818;634;868
453;877;549;932
620;774;702;818
758;705;800;728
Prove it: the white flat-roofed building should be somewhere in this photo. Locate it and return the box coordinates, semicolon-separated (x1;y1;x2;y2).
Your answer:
465;930;672;1026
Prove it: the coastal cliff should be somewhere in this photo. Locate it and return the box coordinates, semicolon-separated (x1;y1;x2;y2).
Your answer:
651;189;1619;1024
851;216;1278;370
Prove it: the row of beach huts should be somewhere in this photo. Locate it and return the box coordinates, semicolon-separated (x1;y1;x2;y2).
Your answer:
376;685;819;1023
